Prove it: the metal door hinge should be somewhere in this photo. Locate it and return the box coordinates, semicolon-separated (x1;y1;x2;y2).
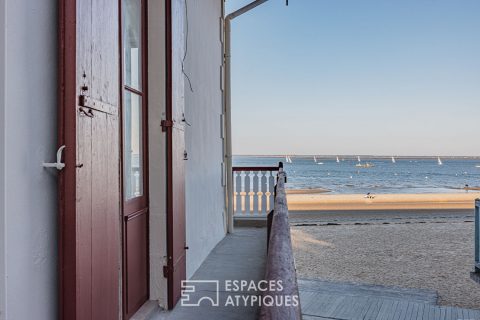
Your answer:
163;265;170;278
78;94;117;116
161;120;173;132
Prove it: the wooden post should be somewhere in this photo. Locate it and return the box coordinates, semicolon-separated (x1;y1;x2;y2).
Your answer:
475;199;480;273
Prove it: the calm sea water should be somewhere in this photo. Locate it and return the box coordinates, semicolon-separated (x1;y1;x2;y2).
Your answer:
233;156;480;194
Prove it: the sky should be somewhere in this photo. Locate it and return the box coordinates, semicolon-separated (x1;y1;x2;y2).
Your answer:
226;0;480;156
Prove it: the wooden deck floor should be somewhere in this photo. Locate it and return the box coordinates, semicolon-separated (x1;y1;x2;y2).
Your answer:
300;278;480;320
150;227;480;320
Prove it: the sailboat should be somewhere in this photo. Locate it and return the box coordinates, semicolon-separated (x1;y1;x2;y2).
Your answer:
437;157;443;166
315;156;323;165
336;156;340;163
391;156;396;164
356;155;374;168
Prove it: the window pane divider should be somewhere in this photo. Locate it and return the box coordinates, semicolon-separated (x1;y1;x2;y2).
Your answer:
124;85;143;96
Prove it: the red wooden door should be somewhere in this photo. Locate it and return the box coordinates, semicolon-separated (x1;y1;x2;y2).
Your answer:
165;0;187;309
121;0;149;318
59;1;121;319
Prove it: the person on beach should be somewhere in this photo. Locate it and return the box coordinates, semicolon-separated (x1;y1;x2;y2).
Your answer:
364;192;375;199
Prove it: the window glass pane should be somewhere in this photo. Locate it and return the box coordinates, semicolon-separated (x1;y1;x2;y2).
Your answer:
123;0;142;90
123;91;143;200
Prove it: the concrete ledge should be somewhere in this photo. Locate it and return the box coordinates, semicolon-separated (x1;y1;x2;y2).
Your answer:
131;300;161;320
234;217;267;227
149;228;267;320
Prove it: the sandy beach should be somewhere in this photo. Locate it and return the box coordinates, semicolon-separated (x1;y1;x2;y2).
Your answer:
291;211;480;309
287;186;480;309
287;191;480;210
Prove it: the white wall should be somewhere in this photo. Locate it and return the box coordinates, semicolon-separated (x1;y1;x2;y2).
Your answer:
184;0;227;278
149;0;227;301
0;0;6;317
2;0;58;319
0;0;226;316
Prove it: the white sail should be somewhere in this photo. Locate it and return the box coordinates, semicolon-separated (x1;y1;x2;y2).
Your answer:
314;156;317;163
336;156;340;163
357;156;361;162
438;157;443;165
392;156;396;164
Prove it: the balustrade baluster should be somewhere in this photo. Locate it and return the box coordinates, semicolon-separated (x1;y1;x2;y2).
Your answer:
261;171;267;214
244;171;251;214
235;171;242;215
268;171;275;211
253;171;259;215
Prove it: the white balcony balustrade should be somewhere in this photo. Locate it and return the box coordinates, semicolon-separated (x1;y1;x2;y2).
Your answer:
233;166;279;217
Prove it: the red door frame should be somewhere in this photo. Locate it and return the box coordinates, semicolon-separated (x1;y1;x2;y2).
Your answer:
58;1;77;318
165;0;174;308
119;0;150;318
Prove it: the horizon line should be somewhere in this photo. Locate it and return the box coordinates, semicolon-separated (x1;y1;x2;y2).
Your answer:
233;154;480;158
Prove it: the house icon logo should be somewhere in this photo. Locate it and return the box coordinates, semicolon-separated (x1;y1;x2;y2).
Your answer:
181;280;220;307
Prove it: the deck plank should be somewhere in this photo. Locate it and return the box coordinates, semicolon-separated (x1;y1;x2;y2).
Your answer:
408;302;418;320
398;302;413;320
394;301;409;320
363;297;381;320
387;300;400;320
298;279;480;320
355;297;374;320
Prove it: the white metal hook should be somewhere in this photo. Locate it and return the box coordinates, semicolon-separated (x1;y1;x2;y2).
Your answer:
42;145;66;170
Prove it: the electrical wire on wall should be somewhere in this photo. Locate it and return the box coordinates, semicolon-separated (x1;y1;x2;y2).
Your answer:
182;0;194;92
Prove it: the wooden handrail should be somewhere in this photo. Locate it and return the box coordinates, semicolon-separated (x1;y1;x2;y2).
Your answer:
232;166;279;172
260;162;302;320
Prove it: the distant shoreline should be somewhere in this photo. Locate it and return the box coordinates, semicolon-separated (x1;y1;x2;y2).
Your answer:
287;192;480;211
286;188;331;194
234;155;480;160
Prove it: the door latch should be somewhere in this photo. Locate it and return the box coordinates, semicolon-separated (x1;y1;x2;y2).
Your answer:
42;145;66;170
